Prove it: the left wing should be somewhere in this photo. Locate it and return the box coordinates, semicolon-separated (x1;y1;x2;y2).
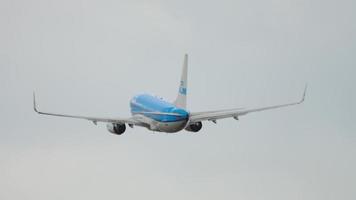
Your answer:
189;85;307;124
33;93;138;125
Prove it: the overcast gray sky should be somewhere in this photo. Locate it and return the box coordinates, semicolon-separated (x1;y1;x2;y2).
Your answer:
1;0;355;199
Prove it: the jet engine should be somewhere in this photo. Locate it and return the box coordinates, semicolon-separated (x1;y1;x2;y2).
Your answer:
185;122;202;132
107;123;126;135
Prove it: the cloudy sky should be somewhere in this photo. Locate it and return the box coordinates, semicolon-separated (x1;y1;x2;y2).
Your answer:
1;0;355;199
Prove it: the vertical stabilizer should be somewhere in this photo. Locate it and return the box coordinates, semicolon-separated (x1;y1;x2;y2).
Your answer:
174;54;188;109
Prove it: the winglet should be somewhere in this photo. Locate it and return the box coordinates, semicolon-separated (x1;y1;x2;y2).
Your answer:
300;84;308;103
33;91;39;113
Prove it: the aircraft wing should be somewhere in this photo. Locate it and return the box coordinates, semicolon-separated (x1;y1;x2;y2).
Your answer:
33;93;138;125
189;85;307;124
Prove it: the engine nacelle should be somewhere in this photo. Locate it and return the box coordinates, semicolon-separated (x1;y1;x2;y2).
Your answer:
107;123;126;135
185;122;202;132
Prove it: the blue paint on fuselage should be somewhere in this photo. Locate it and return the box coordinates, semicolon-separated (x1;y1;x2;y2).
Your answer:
130;94;189;122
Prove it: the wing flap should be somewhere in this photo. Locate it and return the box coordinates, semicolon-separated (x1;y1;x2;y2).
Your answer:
189;85;307;124
33;93;137;125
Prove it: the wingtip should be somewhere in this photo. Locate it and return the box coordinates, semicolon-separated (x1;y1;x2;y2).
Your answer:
301;84;308;103
33;91;39;113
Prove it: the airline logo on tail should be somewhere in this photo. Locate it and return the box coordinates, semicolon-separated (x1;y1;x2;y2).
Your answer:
179;81;187;95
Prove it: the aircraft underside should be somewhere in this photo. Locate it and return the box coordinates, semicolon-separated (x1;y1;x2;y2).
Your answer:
106;114;204;135
131;114;188;133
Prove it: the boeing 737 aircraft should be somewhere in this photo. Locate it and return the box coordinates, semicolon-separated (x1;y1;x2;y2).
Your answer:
33;54;307;135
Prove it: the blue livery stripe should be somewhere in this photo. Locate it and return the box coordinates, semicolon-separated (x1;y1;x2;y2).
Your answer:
130;94;189;122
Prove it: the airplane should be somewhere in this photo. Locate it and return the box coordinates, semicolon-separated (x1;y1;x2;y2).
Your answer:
33;54;307;135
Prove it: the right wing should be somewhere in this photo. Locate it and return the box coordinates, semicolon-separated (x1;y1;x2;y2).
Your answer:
33;93;138;125
189;85;307;124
